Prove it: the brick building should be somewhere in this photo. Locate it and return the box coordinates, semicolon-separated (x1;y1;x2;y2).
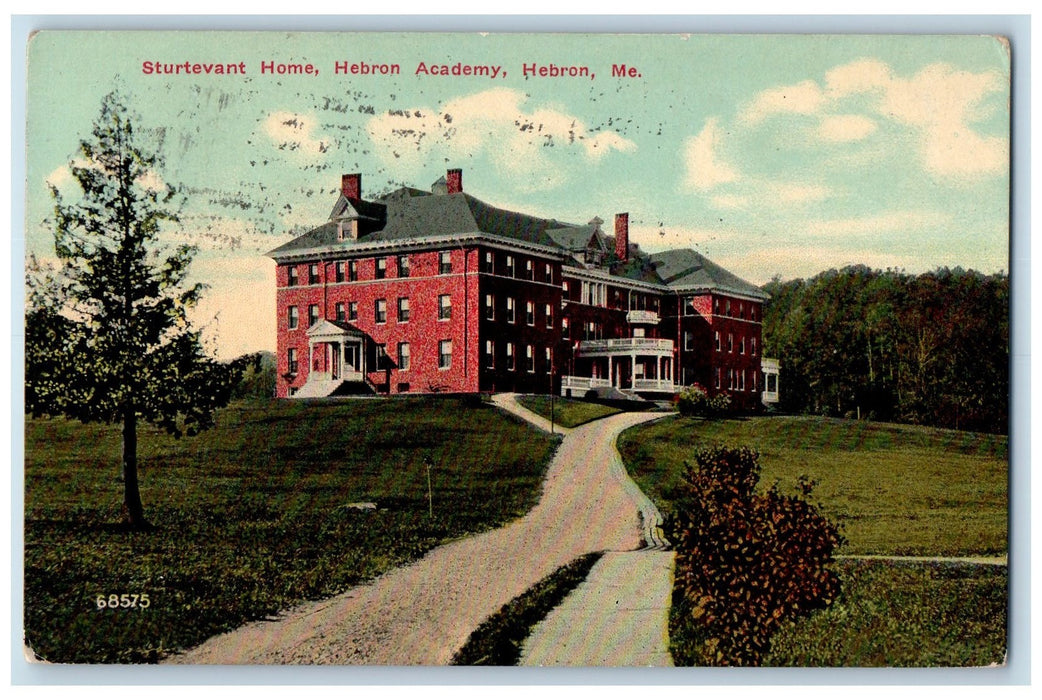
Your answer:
268;169;779;409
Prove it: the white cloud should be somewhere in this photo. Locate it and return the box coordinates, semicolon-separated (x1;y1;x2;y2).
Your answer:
739;59;1008;180
802;210;952;239
46;157;167;193
262;111;331;157
365;88;635;188
818;114;877;143
682;118;739;191
740;80;826;125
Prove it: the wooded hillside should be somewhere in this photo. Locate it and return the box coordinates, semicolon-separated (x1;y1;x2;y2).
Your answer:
762;266;1008;434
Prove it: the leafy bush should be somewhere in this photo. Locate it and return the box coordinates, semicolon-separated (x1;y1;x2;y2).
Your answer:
676;385;732;418
670;446;844;666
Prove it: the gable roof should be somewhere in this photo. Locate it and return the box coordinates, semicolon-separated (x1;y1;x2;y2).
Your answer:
648;248;768;299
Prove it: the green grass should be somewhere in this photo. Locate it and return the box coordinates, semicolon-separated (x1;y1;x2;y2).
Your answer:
619;415;1008;667
619;415;1008;556
451;552;603;666
24;397;559;664
516;395;623;428
762;559;1008;667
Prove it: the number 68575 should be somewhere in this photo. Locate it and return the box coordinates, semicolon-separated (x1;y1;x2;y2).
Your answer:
96;593;150;609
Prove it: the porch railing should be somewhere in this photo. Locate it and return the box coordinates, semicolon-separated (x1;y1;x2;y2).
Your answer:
578;337;674;354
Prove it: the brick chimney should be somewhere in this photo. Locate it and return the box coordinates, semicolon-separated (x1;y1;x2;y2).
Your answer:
446;168;463;195
341;173;361;200
615;212;629;262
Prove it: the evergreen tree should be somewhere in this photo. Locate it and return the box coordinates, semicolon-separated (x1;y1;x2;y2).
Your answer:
26;92;244;529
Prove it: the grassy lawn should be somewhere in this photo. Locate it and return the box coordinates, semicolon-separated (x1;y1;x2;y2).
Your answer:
618;415;1008;667
516;395;623;429
24;397;558;664
618;415;1007;556
762;559;1007;666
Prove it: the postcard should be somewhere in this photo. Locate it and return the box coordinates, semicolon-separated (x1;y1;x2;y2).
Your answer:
22;29;1010;670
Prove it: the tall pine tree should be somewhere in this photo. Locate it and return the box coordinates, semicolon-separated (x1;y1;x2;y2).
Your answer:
26;92;244;529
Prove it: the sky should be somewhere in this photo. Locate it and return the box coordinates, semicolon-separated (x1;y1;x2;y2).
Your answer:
24;31;1011;359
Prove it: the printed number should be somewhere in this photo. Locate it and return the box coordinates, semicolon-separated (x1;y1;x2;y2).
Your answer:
96;593;150;609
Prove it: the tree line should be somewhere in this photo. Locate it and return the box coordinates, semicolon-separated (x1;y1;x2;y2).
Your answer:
762;265;1008;434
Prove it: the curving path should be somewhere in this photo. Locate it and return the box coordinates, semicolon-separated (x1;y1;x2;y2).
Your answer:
167;395;667;665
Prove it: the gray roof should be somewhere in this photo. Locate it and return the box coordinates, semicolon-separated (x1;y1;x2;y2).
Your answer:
267;179;766;299
648;249;768;299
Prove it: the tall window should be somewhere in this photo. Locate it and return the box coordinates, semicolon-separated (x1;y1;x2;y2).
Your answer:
739;336;746;354
506;297;516;323
375;344;387;371
287;266;299;287
561;280;570;307
309;263;319;284
505;255;515;277
526;301;535;326
287;348;298;374
308;304;319;328
715;367;721;389
561;317;570;339
545;303;553;328
438;340;452;369
684;331;694;351
506;342;515;370
544;347;552;374
525;259;533;280
485;293;495;320
544;263;553;283
526;345;535;373
751;338;757;356
728;333;734;353
348;301;358;321
398;297;410;323
482;251;494;274
397;255;410;278
439;251;452;274
348;260;358;281
376;258;387;279
398;342;411;371
438;294;452;320
335;261;345;283
375;299;387;324
484;340;495;369
287;305;299;330
335;302;345;322
715;330;721;352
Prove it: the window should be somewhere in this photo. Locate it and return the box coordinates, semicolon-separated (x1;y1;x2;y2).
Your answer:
751;372;757;391
739;336;746;354
684;331;694;351
633;328;646;338
482;251;494;274
438;340;452;369
309;263;319;284
726;300;732;316
767;374;777;393
545;303;553;328
484;340;495;369
375;299;387;324
728;333;734;353
561;317;570;339
398;297;410;323
349;260;358;281
308;304;319;328
740;370;746;391
526;345;535;373
545;263;553;283
684;297;695;316
715;330;721;352
525;259;533;280
485;294;495;321
713;298;720;314
739;302;745;319
287;348;298;375
438;294;452;320
505;255;515;277
526;301;535;326
506;342;515;370
545;347;552;373
335;302;345;322
376;258;387;279
287;266;299;287
439;251;452;274
398;342;410;371
287;305;299;330
397;255;410;278
375;344;387;371
348;301;358;321
561;280;570;307
751;337;757;356
506;297;516;323
715;367;721;389
335;261;345;283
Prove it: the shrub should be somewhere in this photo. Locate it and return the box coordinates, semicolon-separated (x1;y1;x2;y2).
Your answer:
670;446;844;666
676;385;733;418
